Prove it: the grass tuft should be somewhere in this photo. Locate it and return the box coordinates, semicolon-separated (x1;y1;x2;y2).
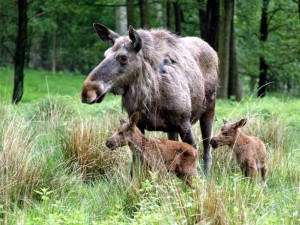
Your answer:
59;115;131;181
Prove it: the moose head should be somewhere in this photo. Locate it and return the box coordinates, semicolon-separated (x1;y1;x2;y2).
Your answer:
81;24;142;104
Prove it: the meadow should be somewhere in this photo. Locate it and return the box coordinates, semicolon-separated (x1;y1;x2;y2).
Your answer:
0;68;300;224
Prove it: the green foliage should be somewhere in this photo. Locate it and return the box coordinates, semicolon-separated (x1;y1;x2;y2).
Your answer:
1;0;299;96
236;0;300;93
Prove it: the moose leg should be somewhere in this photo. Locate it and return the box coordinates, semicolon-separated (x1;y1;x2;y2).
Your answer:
178;122;197;149
168;131;179;141
200;102;215;176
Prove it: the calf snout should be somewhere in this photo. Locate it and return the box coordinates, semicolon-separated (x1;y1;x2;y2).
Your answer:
105;140;115;149
210;138;218;149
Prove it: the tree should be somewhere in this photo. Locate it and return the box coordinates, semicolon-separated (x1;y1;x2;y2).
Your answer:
139;0;149;28
173;1;182;35
257;0;269;98
228;0;242;100
154;2;163;27
127;0;135;27
217;0;234;99
166;0;171;30
13;0;28;104
294;0;300;20
116;5;127;34
198;0;219;50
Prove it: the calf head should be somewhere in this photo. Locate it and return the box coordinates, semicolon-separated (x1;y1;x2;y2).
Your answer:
210;118;247;149
106;112;140;150
82;23;143;104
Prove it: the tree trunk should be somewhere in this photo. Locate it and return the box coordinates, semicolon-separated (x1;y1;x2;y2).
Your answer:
198;0;219;50
25;31;31;67
198;0;206;37
173;1;182;35
127;0;135;27
116;6;128;35
257;0;269;98
52;28;57;73
258;57;268;97
228;0;242;101
217;0;233;99
166;0;171;30
41;31;49;69
13;0;28;104
139;0;150;28
154;2;163;27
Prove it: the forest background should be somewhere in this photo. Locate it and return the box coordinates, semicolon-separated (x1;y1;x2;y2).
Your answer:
1;0;300;103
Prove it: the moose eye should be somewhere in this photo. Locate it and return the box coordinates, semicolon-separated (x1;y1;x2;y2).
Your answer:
119;55;127;65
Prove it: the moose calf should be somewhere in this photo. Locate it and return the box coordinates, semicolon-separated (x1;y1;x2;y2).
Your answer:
106;112;198;186
210;118;267;181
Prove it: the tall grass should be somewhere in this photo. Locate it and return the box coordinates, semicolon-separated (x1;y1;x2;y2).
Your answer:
0;115;40;224
0;95;299;224
59;115;131;181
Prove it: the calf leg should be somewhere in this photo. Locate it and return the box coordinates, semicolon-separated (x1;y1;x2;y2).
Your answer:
200;106;215;176
130;153;136;178
248;164;258;181
261;165;267;182
130;127;145;178
243;168;249;177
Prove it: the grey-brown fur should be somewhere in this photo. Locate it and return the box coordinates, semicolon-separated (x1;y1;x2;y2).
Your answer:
81;24;218;174
210;118;267;181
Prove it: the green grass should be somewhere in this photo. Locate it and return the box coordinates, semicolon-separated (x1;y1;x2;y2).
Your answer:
0;68;300;224
0;67;86;103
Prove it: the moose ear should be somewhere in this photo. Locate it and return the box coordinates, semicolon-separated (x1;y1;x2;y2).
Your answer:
120;118;127;125
93;23;120;44
128;25;142;53
234;118;247;128
129;112;140;127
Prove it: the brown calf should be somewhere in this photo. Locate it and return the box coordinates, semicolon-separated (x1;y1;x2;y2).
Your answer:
106;112;198;186
210;118;267;181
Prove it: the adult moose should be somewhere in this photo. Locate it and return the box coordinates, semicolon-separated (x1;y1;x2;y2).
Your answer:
81;24;218;174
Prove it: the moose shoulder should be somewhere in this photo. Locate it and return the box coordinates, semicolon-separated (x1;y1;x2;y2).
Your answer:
81;23;218;174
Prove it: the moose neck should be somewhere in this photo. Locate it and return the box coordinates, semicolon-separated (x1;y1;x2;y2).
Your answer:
122;46;160;114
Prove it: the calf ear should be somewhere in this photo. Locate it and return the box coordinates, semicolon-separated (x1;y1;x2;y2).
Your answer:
93;23;120;44
235;118;247;128
120;118;127;125
223;118;229;124
129;112;140;127
129;25;142;53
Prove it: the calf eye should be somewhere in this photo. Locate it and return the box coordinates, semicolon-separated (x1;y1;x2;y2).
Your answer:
119;55;127;65
223;132;229;136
